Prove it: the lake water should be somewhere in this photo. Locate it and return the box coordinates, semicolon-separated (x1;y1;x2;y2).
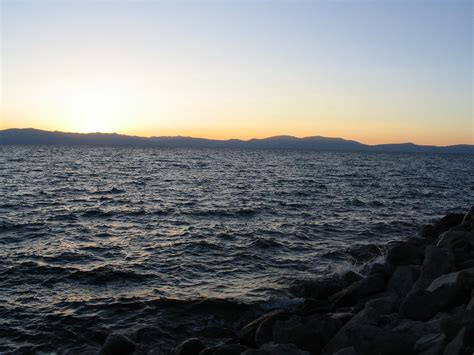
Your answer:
1;146;473;353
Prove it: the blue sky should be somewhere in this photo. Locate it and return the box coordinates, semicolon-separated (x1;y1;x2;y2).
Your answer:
1;0;472;144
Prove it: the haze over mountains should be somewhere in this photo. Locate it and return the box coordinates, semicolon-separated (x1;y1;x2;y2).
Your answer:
1;128;473;154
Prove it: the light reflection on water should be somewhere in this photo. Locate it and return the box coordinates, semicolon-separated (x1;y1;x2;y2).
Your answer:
0;146;473;352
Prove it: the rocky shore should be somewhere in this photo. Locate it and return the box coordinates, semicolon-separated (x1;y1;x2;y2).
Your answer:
100;207;474;355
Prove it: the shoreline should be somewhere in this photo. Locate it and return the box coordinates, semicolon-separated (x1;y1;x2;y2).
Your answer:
98;207;474;355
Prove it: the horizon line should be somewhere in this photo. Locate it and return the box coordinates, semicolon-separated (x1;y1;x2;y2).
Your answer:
1;127;473;148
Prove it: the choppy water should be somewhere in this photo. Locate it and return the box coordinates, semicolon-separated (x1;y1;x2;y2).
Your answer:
1;145;473;353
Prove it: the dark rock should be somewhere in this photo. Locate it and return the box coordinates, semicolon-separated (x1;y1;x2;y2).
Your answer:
174;338;206;355
239;310;288;347
328;312;354;325
420;213;465;239
330;273;386;308
467;292;474;310
410;246;456;292
401;275;469;322
300;298;333;315
443;325;474;355
414;333;446;355
369;263;389;276
100;332;136;355
385;244;424;273
390;318;440;345
439;213;466;230
332;347;357;355
255;317;279;348
243;343;310;355
198;326;237;339
365;295;397;315
440;308;474;340
322;307;380;354
213;343;248;355
386;265;420;299
462;207;474;225
290;278;347;301
272;313;342;354
437;228;474;270
348;324;415;355
342;270;364;284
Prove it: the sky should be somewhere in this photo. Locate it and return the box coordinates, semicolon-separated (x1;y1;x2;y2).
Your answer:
0;0;472;145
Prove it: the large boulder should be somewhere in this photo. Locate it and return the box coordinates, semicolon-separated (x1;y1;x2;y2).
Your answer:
400;271;470;321
414;333;446;355
330;273;386;308
385;244;424;273
212;343;249;355
386;265;420;299
290;272;361;301
443;325;474;355
390;318;440;345
238;310;289;347
243;343;310;355
174;338;206;355
299;299;333;315
440;308;474;340
322;307;380;354
198;326;237;340
437;228;474;270
348;324;415;355
410;246;456;292
272;313;342;354
420;213;465;239
462;207;474;225
365;295;398;315
100;332;136;355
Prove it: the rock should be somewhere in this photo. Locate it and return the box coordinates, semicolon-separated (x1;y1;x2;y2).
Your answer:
414;333;446;355
427;267;474;292
242;343;310;355
440;308;474;340
390;318;440;344
369;263;389;276
437;228;474;270
462;207;474;225
322;307;380;354
342;270;364;284
332;347;357;355
174;338;206;355
198;326;237;339
100;332;136;355
330;273;386;308
213;343;249;355
467;292;474;310
348;324;415;355
290;278;348;301
443;325;474;355
300;298;332;315
238;310;288;347
255;317;278;348
385;244;424;273
365;295;398;315
439;213;466;230
420;213;466;239
272;313;342;354
410;246;456;292
386;265;420;299
401;273;469;322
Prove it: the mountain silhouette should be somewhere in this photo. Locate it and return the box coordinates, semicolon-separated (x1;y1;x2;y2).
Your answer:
1;128;473;154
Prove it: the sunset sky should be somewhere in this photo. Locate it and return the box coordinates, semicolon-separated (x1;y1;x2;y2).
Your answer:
1;0;472;145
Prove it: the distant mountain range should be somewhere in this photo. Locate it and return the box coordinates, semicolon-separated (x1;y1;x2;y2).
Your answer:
1;128;473;154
